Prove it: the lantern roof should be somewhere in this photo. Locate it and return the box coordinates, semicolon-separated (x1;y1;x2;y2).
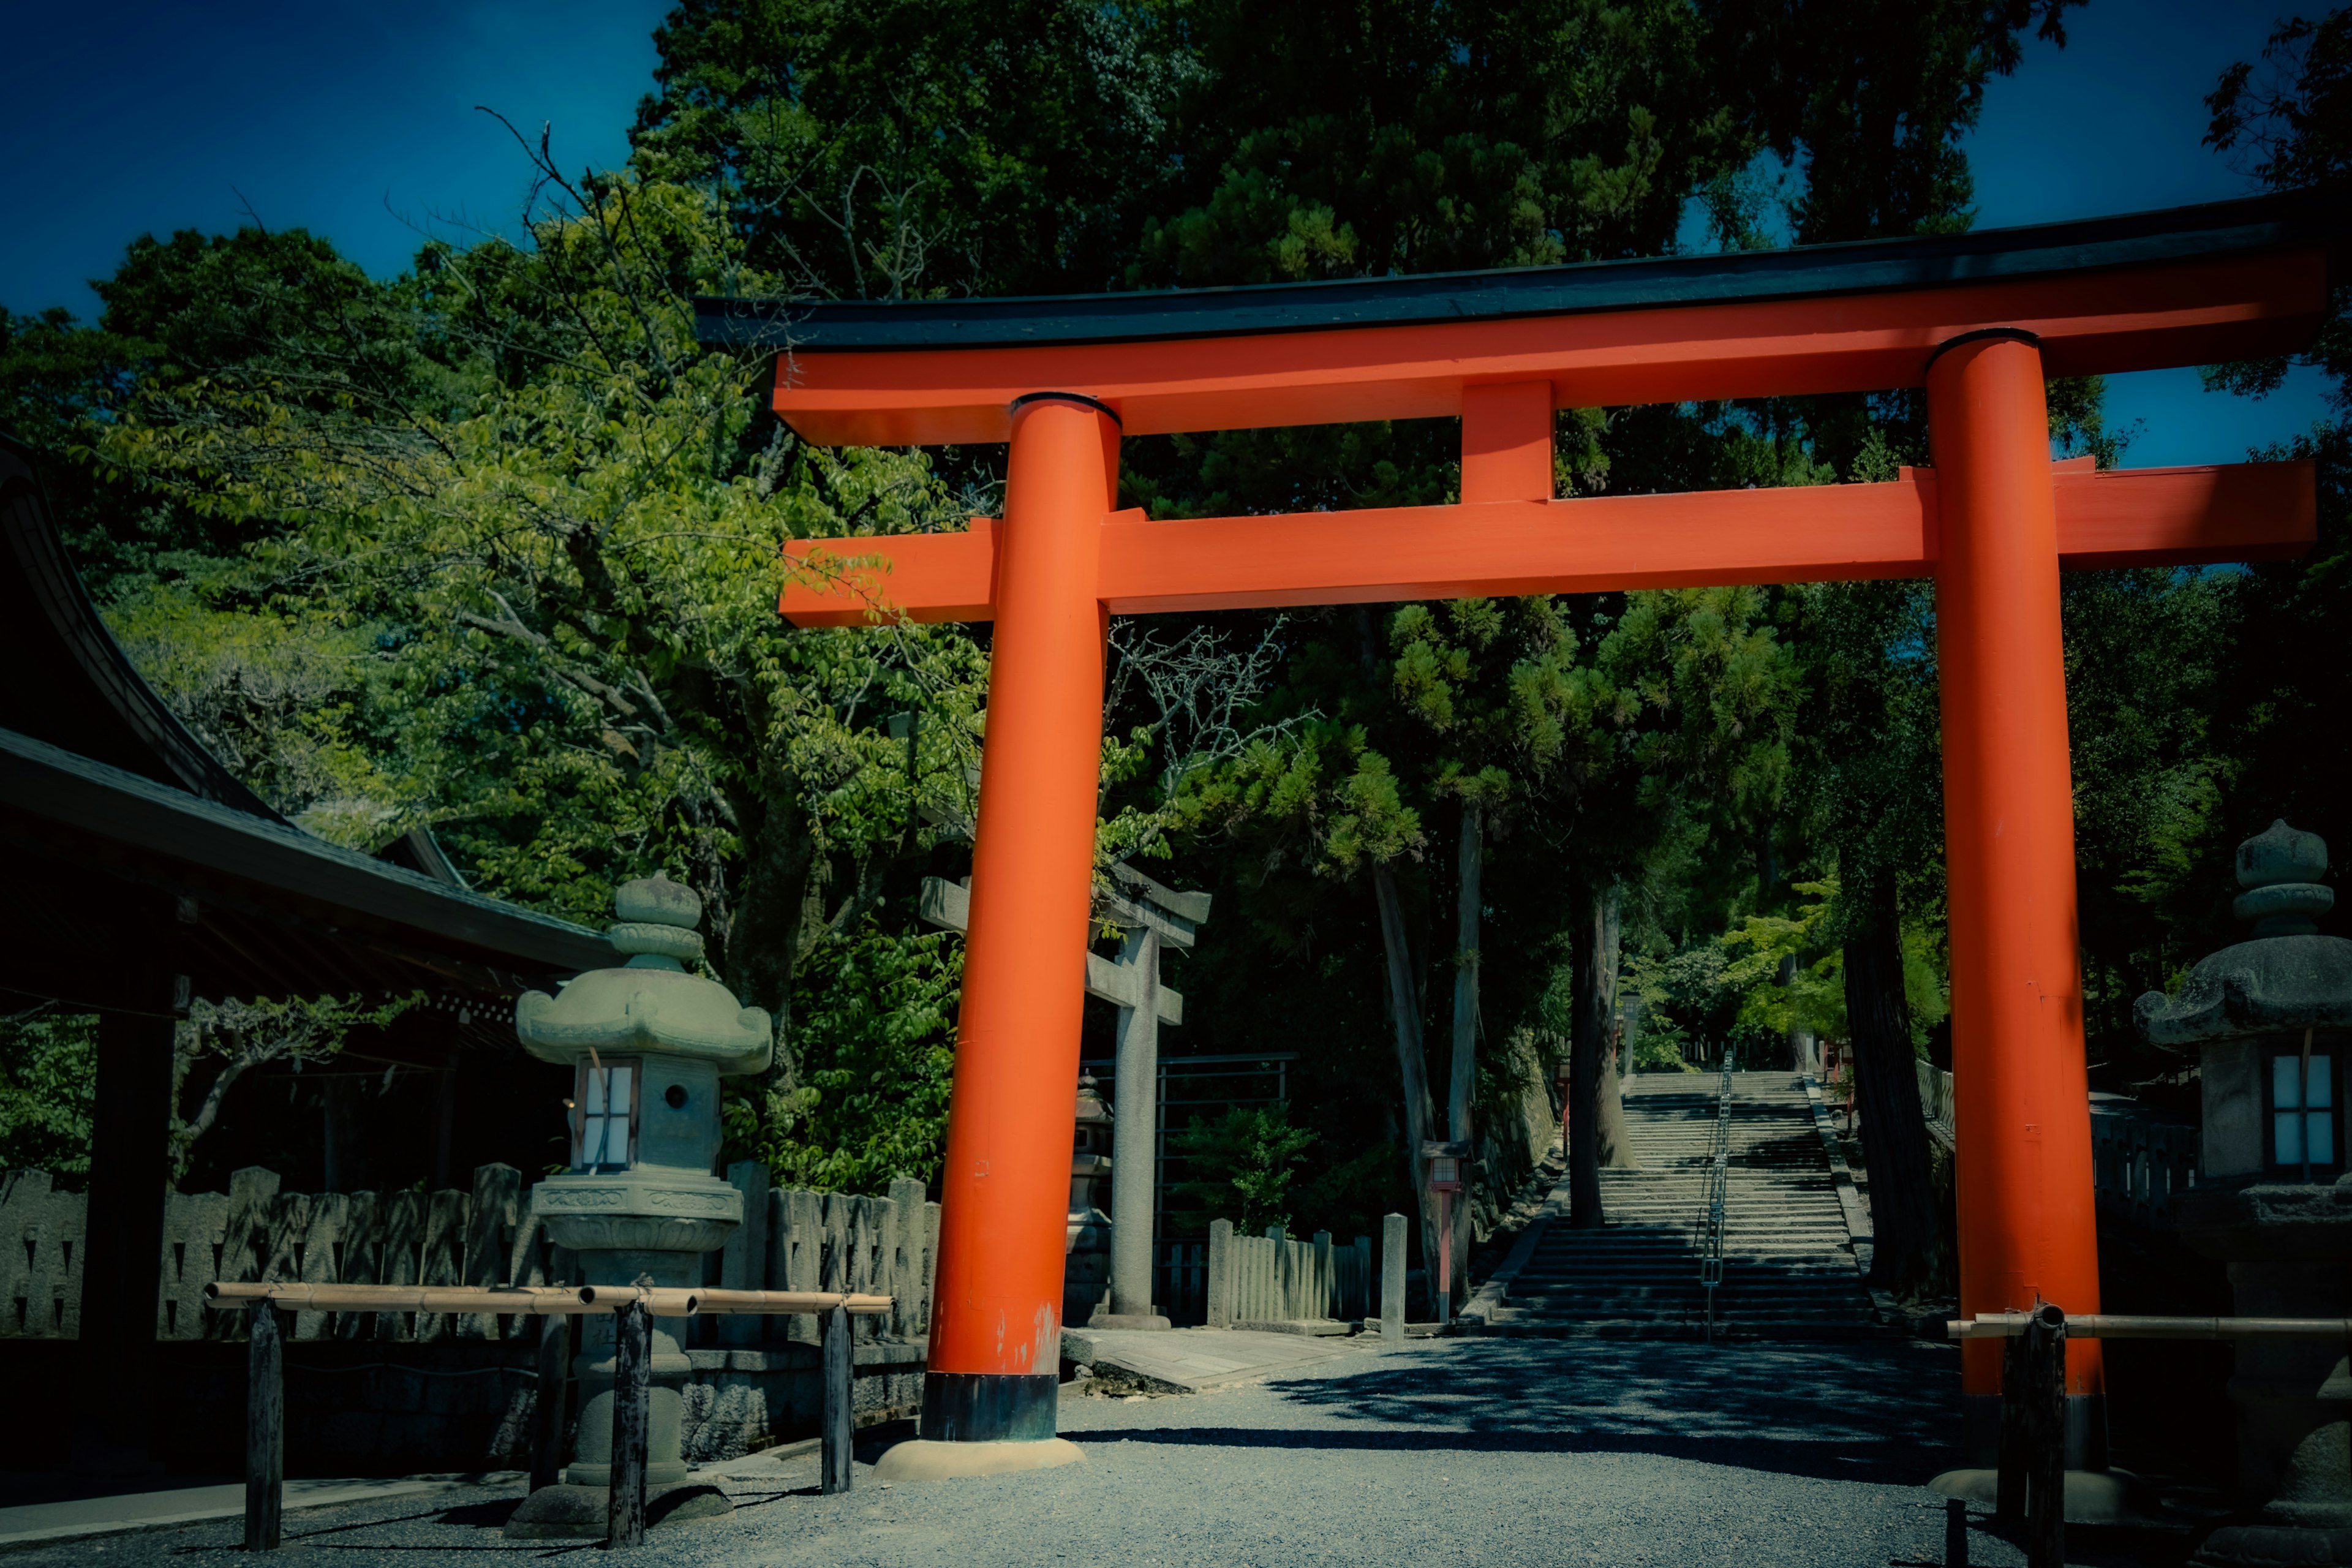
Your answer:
515;874;774;1075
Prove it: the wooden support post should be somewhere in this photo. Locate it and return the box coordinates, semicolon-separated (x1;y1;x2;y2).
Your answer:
1381;1212;1407;1345
76;993;178;1466
1944;1496;1969;1568
530;1311;570;1493
244;1298;284;1551
1996;1331;2029;1523
607;1300;650;1547
822;1301;855;1494
2025;1304;2068;1568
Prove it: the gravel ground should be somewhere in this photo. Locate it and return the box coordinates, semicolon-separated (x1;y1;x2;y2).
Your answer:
21;1337;2182;1567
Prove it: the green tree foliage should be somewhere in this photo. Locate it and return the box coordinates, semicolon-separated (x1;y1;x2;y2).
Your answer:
2199;9;2352;921
9;0;2339;1238
633;0;1199;297
170;994;419;1184
726;923;963;1191
1172;1104;1318;1236
0;1009;98;1178
1702;0;2081;244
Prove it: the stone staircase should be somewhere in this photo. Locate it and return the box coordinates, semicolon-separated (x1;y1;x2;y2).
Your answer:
1469;1071;1887;1340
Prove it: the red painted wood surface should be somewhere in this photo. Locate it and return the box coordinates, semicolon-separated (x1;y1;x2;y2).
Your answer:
1930;336;2107;1416
778;460;2314;626
767;251;2328;445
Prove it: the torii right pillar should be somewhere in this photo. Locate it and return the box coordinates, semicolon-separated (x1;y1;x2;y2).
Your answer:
1927;328;2108;1472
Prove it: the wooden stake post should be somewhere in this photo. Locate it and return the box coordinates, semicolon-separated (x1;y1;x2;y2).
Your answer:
822;1302;855;1494
245;1298;284;1552
1996;1331;2029;1523
531;1311;571;1493
2024;1303;2067;1568
608;1298;652;1547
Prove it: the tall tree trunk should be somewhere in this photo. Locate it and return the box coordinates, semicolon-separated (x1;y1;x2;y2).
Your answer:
1592;884;1637;1169
1842;877;1942;1291
1779;952;1803;1072
1443;801;1483;1308
1372;862;1443;1295
726;786;820;1098
1567;878;1611;1227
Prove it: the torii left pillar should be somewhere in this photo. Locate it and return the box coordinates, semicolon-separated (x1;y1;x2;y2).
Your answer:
888;393;1115;1479
1926;330;2108;1488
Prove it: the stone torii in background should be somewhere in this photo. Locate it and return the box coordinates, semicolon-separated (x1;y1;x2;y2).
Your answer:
921;862;1208;1331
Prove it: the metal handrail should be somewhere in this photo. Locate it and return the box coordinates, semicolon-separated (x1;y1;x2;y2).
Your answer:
1700;1058;1732;1341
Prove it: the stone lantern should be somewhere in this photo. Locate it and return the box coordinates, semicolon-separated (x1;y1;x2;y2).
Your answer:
504;873;772;1536
2135;820;2351;1568
1065;1073;1114;1329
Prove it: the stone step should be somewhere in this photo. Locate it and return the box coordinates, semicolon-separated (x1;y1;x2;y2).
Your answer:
1470;1071;1880;1343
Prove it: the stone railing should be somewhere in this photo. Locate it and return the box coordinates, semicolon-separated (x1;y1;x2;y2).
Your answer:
0;1161;938;1346
1204;1221;1373;1329
2090;1114;2199;1230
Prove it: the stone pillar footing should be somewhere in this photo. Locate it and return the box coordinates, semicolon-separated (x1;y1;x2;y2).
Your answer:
873;1438;1086;1482
503;1482;731;1538
1089;1312;1171;1330
1926;1466;2163;1526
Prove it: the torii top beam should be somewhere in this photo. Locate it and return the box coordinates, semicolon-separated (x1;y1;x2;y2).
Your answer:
701;191;2339;445
697;192;2341;626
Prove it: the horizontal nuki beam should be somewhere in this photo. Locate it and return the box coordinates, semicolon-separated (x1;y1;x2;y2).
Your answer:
202;1281;893;1317
781;461;2313;626
919;875;1184;1023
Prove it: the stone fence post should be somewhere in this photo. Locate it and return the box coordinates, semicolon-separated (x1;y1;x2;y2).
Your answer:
1381;1212;1406;1344
1205;1219;1233;1329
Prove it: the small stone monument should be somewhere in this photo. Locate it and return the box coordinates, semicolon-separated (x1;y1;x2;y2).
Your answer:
2136;820;2351;1568
504;873;773;1537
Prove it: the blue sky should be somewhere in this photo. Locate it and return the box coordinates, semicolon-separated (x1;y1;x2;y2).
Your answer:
0;0;2332;466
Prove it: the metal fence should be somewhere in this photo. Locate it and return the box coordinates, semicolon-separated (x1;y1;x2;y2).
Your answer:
1154;1240;1210;1325
1080;1052;1295;1243
2089;1114;2199;1227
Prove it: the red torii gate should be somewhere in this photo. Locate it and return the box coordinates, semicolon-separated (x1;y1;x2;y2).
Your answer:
699;192;2336;1469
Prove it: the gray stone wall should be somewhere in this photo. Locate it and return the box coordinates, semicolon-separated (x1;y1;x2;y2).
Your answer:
0;1161;941;1473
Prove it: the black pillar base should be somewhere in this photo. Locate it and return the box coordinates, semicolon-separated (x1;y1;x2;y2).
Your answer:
919;1372;1058;1442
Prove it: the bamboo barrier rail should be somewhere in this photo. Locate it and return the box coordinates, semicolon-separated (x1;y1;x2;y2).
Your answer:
206;1283;598;1315
1949;1313;2352;1340
204;1281;895;1318
590;1286;894;1316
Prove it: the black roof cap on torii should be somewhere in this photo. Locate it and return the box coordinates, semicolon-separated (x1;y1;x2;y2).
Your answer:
695;189;2351;353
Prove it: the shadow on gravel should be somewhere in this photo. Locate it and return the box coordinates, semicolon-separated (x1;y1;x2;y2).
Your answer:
1068;1338;1959;1488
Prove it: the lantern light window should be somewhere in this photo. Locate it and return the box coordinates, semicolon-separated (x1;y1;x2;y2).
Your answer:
575;1058;639;1172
